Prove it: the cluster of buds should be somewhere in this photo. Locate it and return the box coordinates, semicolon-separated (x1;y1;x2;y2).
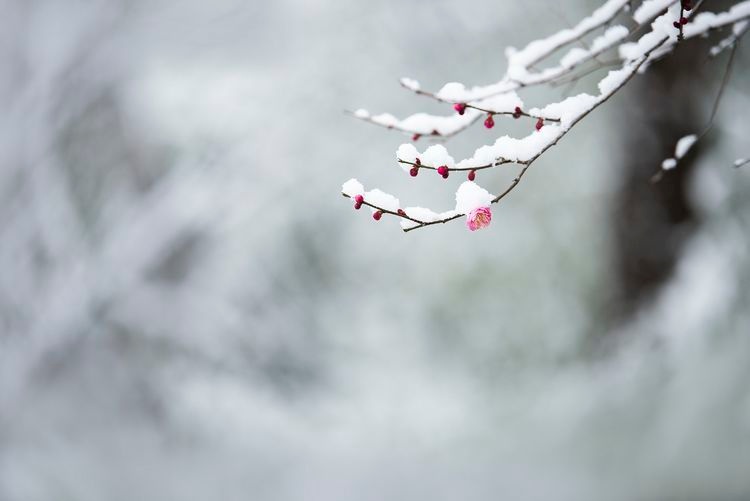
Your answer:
453;103;544;132
410;157;421;177
351;194;403;224
674;0;692;36
437;165;449;179
353;194;364;210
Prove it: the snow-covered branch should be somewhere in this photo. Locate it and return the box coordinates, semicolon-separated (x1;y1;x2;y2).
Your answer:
342;0;750;233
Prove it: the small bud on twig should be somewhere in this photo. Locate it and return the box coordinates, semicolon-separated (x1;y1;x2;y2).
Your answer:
353;194;364;210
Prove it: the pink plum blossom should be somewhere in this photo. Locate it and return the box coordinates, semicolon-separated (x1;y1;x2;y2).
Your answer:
466;206;491;231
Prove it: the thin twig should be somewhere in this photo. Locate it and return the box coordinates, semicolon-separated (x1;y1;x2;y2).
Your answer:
397;158;515;173
463;104;561;122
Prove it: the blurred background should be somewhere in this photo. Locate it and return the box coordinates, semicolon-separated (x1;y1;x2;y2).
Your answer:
1;1;749;500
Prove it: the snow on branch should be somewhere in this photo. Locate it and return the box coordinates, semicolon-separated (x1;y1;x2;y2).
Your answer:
348;107;481;140
507;0;630;70
710;20;749;56
633;0;679;24
661;134;698;171
391;0;634;107
342;1;750;233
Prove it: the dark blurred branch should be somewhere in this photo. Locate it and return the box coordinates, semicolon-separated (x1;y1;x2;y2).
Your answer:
652;37;741;181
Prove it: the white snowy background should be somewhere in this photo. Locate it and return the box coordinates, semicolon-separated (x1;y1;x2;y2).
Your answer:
1;1;749;500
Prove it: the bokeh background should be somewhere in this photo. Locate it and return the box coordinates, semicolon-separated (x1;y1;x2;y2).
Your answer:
1;1;749;500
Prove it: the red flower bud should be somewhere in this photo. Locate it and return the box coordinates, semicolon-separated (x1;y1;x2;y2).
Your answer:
484;114;495;129
373;210;383;221
468;170;476;181
453;103;467;115
409;166;419;177
535;118;544;131
437;165;449;177
397;209;406;216
353;194;364;210
513;106;522;119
